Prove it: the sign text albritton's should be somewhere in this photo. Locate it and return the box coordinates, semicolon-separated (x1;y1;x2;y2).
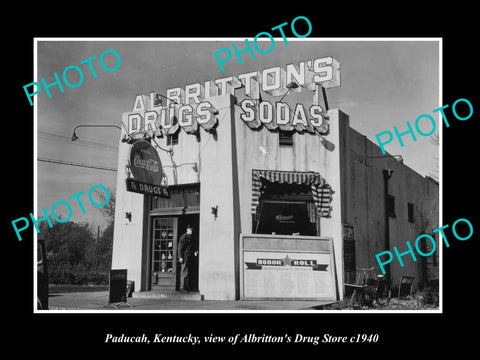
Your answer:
126;56;340;136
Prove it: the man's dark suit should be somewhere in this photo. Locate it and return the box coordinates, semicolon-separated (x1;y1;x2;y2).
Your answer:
178;232;194;291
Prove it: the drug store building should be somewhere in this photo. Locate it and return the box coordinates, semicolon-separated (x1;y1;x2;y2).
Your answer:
111;58;439;301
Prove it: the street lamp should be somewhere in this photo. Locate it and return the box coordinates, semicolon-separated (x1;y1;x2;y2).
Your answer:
279;81;300;102
154;93;179;105
71;124;122;141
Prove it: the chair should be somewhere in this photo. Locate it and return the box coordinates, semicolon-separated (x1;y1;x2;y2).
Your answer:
397;276;415;299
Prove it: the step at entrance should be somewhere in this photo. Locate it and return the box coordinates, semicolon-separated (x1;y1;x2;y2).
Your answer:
133;291;203;300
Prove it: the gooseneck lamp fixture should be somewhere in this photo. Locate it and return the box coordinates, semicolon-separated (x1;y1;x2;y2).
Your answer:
154;93;179;105
71;124;122;141
279;81;300;102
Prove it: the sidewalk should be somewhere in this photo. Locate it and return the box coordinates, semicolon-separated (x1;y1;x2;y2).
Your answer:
48;291;335;311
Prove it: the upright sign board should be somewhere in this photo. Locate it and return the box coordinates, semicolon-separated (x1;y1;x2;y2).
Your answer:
109;269;127;303
105;269;133;309
240;234;337;301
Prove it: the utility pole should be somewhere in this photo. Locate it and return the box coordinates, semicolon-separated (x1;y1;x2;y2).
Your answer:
382;169;393;286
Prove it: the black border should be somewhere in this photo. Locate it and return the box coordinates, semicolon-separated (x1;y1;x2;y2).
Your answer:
8;5;479;354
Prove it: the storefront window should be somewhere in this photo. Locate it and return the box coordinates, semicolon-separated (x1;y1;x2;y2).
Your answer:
152;218;175;273
256;200;316;236
254;179;318;236
150;184;200;210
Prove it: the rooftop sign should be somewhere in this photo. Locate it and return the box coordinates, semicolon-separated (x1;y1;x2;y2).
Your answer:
126;56;340;136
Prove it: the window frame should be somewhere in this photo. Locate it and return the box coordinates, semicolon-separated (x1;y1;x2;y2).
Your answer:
167;132;179;146
407;202;414;223
279;130;294;147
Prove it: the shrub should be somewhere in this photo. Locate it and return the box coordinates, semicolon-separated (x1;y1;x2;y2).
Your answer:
416;287;439;306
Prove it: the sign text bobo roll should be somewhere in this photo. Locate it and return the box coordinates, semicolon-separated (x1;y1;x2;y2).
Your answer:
239;233;337;301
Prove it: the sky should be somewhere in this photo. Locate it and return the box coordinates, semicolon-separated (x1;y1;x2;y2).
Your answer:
36;38;440;230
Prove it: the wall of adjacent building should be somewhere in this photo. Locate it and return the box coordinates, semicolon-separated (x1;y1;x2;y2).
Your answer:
346;127;439;291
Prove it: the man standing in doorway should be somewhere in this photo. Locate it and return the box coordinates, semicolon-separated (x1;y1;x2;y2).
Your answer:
178;224;198;293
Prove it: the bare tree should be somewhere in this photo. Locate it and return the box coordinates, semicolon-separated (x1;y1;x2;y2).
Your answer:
93;187;116;223
429;132;440;181
414;204;437;287
414;207;432;235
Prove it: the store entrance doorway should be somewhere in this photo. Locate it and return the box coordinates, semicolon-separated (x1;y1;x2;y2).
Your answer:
176;214;200;292
150;214;199;292
150;217;177;292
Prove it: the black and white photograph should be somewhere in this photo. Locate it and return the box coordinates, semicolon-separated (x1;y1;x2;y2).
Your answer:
7;7;479;354
33;38;441;312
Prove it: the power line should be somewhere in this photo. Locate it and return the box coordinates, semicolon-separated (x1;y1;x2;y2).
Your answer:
39;130;118;147
38;130;119;153
38;135;119;153
38;157;117;172
38;129;118;147
38;132;118;152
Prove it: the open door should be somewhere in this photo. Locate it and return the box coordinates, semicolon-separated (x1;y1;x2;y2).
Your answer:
176;214;200;292
151;217;177;292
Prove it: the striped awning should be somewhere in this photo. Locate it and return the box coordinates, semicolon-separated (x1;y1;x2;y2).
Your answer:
251;169;332;217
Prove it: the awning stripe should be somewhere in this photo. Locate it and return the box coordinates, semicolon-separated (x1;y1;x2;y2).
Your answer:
251;169;332;217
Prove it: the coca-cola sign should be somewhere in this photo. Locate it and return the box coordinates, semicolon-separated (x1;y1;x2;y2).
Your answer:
129;140;163;185
133;156;159;172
